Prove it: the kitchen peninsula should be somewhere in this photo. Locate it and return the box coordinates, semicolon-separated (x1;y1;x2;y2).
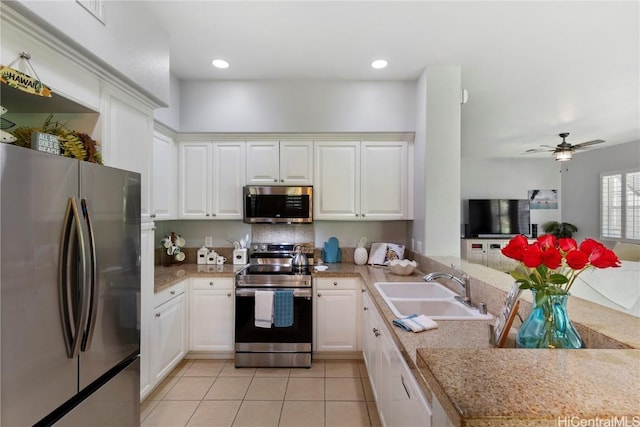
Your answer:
153;256;640;426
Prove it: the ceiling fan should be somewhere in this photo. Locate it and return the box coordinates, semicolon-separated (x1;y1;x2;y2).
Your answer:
525;132;605;161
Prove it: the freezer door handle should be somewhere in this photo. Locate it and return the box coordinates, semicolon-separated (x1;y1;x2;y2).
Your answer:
80;198;98;351
59;197;90;359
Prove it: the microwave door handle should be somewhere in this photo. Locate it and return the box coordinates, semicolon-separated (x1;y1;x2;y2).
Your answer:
80;199;98;351
59;197;89;359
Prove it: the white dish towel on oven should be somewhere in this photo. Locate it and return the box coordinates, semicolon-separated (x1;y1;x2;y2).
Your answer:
255;290;274;328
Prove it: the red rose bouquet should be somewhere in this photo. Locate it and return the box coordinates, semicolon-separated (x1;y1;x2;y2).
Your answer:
501;234;621;297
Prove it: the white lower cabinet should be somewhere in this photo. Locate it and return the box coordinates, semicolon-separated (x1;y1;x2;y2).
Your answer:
314;277;362;352
461;239;527;272
362;291;432;427
150;281;187;384
189;278;235;352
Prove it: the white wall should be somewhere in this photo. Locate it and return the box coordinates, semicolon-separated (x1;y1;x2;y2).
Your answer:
179;80;416;132
561;140;640;243
461;157;562;233
411;70;427;254
421;66;462;257
8;0;170;105
154;74;181;131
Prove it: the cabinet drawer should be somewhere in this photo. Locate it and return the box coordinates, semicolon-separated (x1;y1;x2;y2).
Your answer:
154;280;186;308
191;277;234;290
315;277;360;290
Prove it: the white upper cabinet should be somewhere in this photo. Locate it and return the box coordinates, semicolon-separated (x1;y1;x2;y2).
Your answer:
314;141;360;219
101;83;154;222
360;141;408;220
178;141;245;219
151;131;177;220
246;141;313;185
314;141;410;220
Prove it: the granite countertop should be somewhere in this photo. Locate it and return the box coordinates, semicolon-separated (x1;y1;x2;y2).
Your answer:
154;263;247;292
154;261;640;425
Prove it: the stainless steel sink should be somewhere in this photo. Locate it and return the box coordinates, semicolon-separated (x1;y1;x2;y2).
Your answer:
374;281;493;321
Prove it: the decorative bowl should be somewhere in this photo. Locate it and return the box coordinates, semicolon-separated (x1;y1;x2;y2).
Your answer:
388;259;417;276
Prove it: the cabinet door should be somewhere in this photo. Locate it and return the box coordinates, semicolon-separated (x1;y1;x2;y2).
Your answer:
150;292;186;382
280;141;313;185
139;223;155;400
152;132;177;220
315;289;358;351
246;141;279;184
190;289;235;352
178;142;210;219
211;142;245;219
362;293;379;402
392;353;432;427
102;84;153;221
361;141;408;220
464;240;487;265
314;142;360;220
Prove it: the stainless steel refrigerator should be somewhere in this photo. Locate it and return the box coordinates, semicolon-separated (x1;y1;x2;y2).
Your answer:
0;143;140;426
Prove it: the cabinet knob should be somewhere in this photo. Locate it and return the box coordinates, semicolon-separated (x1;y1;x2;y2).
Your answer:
212;213;216;217
317;293;322;297
206;213;210;217
333;281;338;286
274;179;278;183
155;313;161;317
151;213;156;218
373;328;380;337
227;292;232;297
363;306;368;311
170;290;175;295
280;179;284;183
355;213;359;217
210;281;214;286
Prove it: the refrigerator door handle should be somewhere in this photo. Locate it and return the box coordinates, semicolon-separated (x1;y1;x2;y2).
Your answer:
80;198;98;351
59;197;90;359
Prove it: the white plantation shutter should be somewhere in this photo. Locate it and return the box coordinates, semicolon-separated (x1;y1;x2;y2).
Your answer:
601;170;640;241
626;171;640;240
602;174;622;238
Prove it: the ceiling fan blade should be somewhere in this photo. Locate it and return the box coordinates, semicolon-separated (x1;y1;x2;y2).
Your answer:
524;148;551;153
572;139;605;150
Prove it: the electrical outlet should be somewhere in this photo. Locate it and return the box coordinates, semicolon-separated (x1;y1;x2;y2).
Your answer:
204;236;213;247
416;241;423;253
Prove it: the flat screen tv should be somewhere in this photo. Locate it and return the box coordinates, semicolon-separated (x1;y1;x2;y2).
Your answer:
468;199;530;237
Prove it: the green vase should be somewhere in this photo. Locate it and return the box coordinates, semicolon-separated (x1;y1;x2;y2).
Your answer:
516;289;584;349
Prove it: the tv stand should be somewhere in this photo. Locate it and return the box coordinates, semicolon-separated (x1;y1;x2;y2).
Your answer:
461;238;533;272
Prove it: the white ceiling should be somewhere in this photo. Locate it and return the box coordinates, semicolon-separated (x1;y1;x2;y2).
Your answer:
148;1;640;159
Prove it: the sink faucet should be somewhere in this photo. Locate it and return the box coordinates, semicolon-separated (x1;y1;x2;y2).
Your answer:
422;269;472;307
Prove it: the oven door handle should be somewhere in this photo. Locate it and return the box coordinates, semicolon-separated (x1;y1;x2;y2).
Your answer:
235;288;312;298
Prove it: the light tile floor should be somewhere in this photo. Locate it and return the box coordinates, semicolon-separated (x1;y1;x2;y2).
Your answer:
141;359;381;427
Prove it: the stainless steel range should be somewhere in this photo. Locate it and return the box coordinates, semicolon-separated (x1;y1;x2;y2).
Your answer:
235;243;314;368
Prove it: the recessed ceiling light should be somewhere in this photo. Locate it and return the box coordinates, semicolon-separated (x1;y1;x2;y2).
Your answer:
371;59;388;69
212;59;229;69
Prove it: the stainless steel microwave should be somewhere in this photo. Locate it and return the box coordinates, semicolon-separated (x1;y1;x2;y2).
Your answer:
243;186;313;224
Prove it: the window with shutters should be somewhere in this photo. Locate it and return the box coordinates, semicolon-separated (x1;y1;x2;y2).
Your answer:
601;170;640;241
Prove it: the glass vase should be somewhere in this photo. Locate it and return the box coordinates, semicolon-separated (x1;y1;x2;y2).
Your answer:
516;289;584;349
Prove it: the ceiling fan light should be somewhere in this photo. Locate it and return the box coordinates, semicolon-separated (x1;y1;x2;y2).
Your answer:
555;150;573;162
